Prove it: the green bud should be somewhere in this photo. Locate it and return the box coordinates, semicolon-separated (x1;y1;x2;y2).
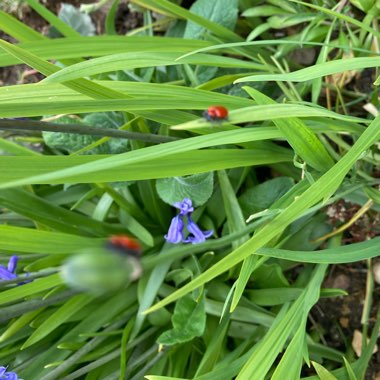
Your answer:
61;248;142;293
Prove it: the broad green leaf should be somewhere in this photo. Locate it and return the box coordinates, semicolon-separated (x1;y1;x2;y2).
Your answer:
156;172;214;207
43;113;129;154
157;294;206;345
131;0;242;42
251;263;290;288
281;215;332;251
247;288;303;306
57;3;95;36
239;177;294;219
184;0;238;39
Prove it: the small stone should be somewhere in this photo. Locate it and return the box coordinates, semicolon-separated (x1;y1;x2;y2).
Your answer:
339;317;349;328
352;330;378;357
331;274;351;290
372;262;380;285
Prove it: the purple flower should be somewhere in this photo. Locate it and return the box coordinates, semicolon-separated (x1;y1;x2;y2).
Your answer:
173;198;194;215
0;366;19;380
164;215;184;244
0;256;18;281
165;198;213;245
184;216;213;244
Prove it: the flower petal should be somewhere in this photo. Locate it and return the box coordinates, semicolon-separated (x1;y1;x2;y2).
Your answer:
4;372;18;380
173;198;194;215
7;255;18;273
0;267;17;281
164;215;184;244
184;217;213;244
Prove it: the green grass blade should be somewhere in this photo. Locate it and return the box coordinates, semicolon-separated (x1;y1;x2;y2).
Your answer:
41;52;264;84
0;39;132;100
343;357;358;380
0;129;291;188
0;36;212;67
0;148;291;184
217;170;252;311
0;10;45;42
0;188;126;236
0;225;103;254
271;323;306;380
0;138;40;156
0;274;63;306
235;57;380;83
244;86;334;171
21;293;95;349
290;0;380;40
312;361;339;380
237;265;327;379
25;0;81;38
257;238;380;263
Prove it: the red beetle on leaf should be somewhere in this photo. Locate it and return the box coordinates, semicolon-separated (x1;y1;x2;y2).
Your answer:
107;235;141;258
203;105;229;122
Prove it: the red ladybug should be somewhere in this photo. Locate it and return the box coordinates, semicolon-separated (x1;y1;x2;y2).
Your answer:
203;105;229;122
107;235;141;258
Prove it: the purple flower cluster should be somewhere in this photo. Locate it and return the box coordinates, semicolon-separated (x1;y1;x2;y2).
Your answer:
0;256;18;281
165;198;213;244
0;366;19;380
